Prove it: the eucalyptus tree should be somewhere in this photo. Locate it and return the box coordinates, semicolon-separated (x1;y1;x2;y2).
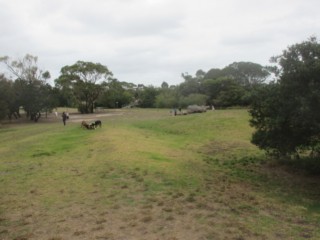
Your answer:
56;61;113;113
0;54;52;121
222;62;270;86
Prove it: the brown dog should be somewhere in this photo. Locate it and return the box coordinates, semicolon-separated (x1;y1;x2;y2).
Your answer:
81;121;94;129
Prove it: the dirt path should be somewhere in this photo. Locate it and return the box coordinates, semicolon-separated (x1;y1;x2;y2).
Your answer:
66;112;124;123
1;111;124;125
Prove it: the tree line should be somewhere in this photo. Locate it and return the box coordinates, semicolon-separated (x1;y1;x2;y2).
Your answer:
1;37;320;163
0;56;271;120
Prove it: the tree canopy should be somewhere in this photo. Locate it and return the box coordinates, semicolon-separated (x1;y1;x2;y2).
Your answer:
0;54;53;121
250;37;320;158
0;57;273;120
7;38;320;130
56;61;113;113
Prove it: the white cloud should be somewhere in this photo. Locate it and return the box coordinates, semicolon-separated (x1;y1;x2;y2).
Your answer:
0;0;319;86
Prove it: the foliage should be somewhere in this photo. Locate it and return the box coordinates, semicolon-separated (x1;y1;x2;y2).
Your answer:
54;76;77;108
56;61;113;113
0;54;54;121
179;73;202;96
179;93;208;108
177;62;270;108
0;75;12;120
0;53;272;115
155;88;179;108
203;68;224;80
97;79;134;108
0;99;8;121
161;81;169;89
222;61;270;86
250;37;320;157
137;86;159;108
0;55;273;115
249;83;287;154
203;77;245;107
40;84;60;115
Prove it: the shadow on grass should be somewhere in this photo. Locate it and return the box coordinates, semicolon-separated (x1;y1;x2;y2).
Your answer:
204;155;320;213
278;157;320;175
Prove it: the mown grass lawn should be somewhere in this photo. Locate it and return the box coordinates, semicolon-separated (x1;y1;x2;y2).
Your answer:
0;108;319;240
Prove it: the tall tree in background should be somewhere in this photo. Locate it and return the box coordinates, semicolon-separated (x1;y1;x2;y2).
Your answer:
155;84;179;108
201;63;270;107
138;86;159;108
179;72;202;96
203;68;224;80
0;54;52;121
0;75;11;120
250;37;320;157
223;62;270;86
57;61;113;113
97;78;133;108
203;77;245;107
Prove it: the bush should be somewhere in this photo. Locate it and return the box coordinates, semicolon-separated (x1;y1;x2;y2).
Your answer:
250;37;320;158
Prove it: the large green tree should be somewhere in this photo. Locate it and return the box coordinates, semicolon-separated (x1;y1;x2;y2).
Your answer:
0;75;11;120
155;86;179;108
179;72;202;96
138;86;159;108
250;37;320;157
56;61;113;113
0;54;52;121
203;77;245;107
223;62;270;86
98;78;134;108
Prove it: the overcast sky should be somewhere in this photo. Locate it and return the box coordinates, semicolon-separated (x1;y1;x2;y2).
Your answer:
1;0;319;86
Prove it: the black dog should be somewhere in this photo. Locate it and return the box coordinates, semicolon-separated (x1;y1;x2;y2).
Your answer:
92;120;102;128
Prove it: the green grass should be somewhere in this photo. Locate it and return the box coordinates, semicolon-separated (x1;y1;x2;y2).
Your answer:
0;108;319;240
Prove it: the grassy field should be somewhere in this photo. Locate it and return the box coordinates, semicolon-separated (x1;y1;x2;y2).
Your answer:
0;109;319;240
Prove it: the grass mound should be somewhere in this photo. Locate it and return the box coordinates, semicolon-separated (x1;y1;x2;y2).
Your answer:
0;109;319;240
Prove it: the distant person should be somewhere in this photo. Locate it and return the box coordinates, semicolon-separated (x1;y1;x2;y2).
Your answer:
54;110;58;118
62;112;67;126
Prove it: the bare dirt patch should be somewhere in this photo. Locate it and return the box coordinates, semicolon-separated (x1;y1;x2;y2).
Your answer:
66;112;124;123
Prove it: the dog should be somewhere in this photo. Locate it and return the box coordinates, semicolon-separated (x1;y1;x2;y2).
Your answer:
92;120;102;128
81;120;88;128
81;120;94;130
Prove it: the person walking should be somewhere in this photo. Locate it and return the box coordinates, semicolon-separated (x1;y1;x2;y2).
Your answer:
62;112;67;126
